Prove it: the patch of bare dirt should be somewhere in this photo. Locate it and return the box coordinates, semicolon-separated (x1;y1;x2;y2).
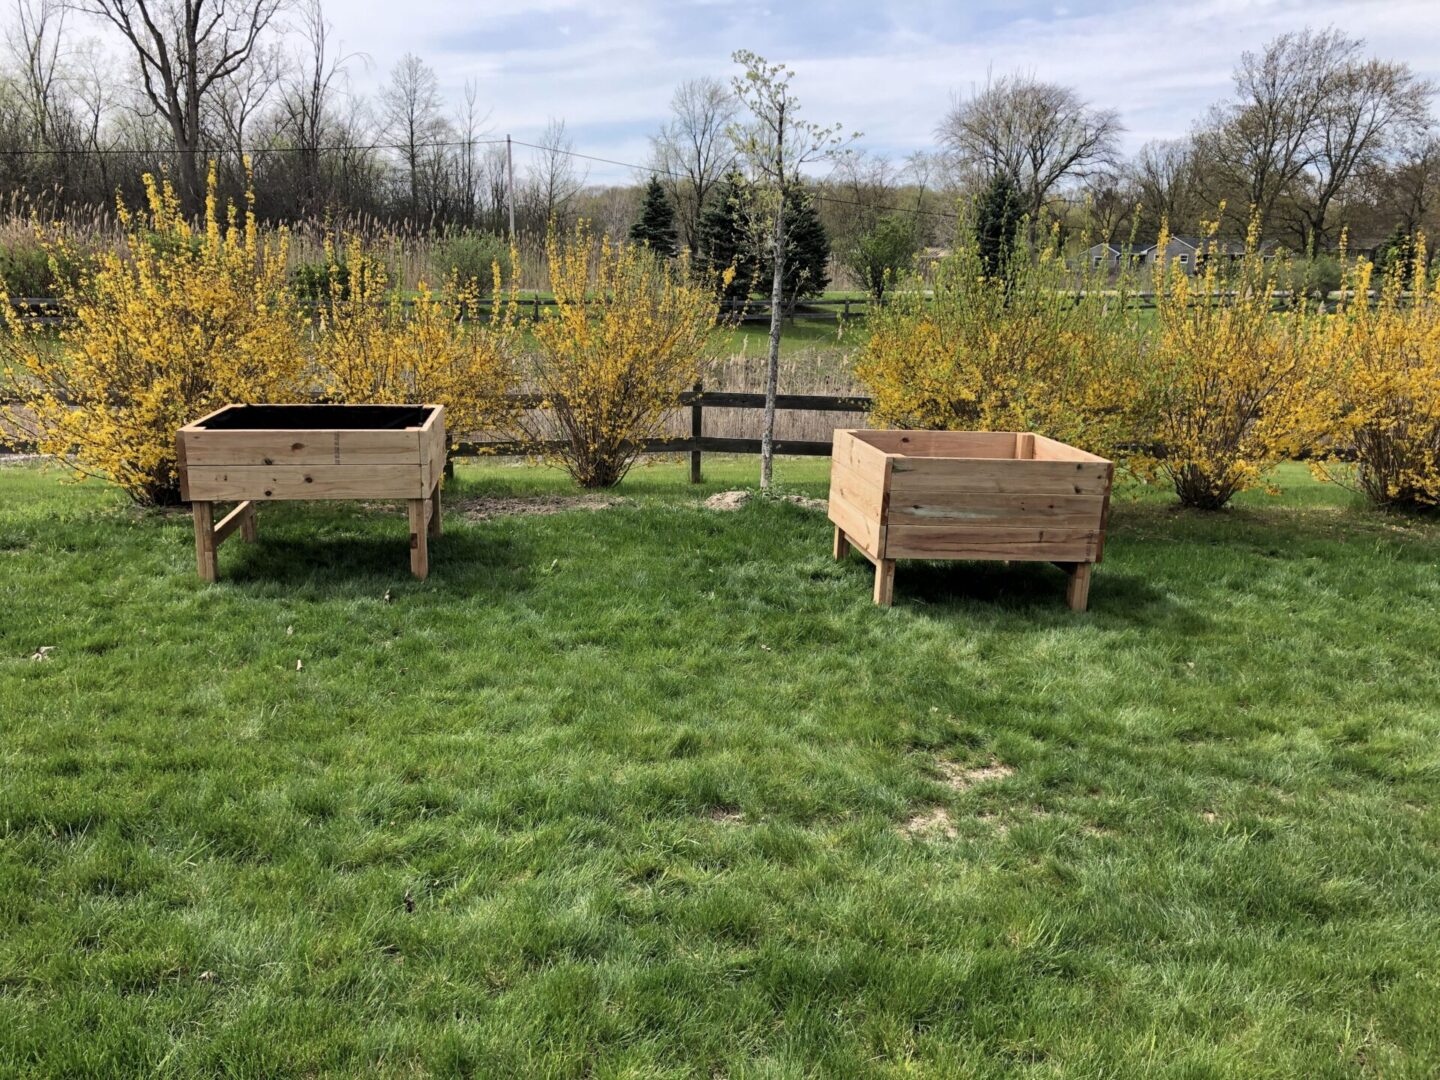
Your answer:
936;758;1015;791
781;494;827;512
703;490;751;511
901;807;957;839
706;806;745;825
702;490;827;512
455;494;624;520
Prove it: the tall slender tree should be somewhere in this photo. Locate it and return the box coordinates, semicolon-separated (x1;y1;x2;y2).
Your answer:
729;50;852;490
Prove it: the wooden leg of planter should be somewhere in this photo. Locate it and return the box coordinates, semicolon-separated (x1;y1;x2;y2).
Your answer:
1063;563;1093;612
193;501;218;582
428;481;442;538
833;526;850;561
239;501;258;542
873;558;896;607
408;497;430;579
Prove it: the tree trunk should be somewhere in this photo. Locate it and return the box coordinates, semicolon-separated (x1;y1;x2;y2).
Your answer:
761;194;786;490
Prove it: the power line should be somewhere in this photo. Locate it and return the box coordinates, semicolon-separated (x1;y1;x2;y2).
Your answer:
505;137;961;221
1;131;961;221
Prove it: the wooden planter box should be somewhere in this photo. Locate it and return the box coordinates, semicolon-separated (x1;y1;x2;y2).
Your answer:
828;429;1113;609
177;403;446;581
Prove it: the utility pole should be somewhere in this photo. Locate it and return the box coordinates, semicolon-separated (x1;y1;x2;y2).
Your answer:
506;135;516;239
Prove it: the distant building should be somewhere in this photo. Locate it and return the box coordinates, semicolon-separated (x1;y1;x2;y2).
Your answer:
1081;236;1286;276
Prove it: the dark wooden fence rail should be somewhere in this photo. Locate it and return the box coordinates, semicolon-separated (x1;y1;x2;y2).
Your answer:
1;385;877;477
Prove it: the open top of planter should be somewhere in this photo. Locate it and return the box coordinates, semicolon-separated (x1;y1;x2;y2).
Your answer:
847;429;1109;464
190;403;437;431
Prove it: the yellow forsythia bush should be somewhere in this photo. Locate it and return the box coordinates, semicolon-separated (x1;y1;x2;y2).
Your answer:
518;224;720;488
1313;244;1440;508
0;167;301;505
856;224;1140;459
310;239;519;453
1134;220;1328;510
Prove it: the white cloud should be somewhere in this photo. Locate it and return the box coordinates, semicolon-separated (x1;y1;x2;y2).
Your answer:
91;0;1440;183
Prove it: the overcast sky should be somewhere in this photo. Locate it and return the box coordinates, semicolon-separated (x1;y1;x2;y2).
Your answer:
320;0;1440;183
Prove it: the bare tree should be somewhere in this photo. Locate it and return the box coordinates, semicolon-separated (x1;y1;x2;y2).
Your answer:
1291;51;1433;248
1194;28;1352;237
270;0;362;216
207;35;279;170
938;73;1122;232
380;51;447;220
7;0;66;149
1379;134;1440;235
1128;138;1201;237
453;78;489;223
649;76;736;251
729;50;852;490
521;117;585;231
78;0;286;211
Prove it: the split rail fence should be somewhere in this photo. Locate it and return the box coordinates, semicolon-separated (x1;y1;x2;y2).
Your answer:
1;384;877;479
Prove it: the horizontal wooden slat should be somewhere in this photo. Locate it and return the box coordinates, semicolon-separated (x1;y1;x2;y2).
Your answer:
887;491;1106;528
184;464;427;501
890;457;1112;495
181;428;421;466
828;493;884;561
885;524;1098;562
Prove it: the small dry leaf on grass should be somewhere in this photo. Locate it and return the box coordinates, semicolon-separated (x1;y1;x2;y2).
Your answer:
936;758;1016;791
457;494;623;520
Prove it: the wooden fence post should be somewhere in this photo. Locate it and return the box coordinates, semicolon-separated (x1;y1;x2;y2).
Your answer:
689;380;703;483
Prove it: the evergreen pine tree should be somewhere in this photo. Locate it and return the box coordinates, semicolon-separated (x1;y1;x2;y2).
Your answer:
629;177;678;258
974;171;1024;279
696;171;756;309
757;188;831;310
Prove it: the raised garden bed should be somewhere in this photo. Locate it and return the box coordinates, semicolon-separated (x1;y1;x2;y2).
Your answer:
828;429;1114;609
177;403;446;580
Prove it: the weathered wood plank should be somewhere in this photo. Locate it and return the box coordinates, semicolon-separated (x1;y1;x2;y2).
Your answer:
1031;432;1109;463
181;428;422;466
890;457;1112;495
827;456;887;519
884;524;1098;562
886;491;1106;528
184;464;427;501
827;493;885;562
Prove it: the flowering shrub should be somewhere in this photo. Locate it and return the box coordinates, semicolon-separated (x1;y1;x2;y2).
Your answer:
1132;219;1328;510
1314;243;1440;509
519;223;721;488
0;167;301;505
856;224;1140;459
311;239;519;453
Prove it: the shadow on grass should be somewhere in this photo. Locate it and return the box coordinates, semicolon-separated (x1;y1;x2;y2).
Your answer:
216;526;526;599
891;559;1191;630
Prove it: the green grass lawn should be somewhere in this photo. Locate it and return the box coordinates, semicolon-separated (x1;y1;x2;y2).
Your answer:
2;458;1439;1077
